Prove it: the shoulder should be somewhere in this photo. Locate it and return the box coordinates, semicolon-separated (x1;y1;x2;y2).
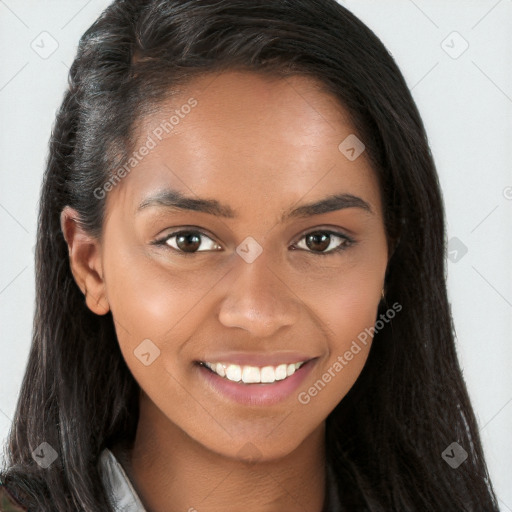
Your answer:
0;481;29;512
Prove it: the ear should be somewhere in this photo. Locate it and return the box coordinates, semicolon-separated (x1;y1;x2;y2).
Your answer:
60;206;110;316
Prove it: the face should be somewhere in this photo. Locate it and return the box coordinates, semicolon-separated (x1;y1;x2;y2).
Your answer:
71;71;388;461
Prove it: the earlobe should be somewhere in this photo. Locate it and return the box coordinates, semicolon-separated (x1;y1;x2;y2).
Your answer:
60;206;110;316
83;283;111;316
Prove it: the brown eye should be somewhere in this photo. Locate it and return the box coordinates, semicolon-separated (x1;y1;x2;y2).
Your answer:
159;230;222;253
305;233;331;252
176;232;201;252
295;231;352;254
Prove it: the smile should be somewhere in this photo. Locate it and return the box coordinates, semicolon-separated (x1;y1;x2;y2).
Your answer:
199;361;306;384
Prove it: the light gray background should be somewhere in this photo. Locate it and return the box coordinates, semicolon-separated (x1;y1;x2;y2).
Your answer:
1;0;511;508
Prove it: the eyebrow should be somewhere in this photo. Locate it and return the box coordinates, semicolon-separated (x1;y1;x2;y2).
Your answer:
137;188;373;221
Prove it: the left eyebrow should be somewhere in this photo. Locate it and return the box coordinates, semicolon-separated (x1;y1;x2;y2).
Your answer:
136;188;373;220
283;193;373;221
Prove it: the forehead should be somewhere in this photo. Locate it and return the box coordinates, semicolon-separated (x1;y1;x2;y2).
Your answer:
107;71;381;218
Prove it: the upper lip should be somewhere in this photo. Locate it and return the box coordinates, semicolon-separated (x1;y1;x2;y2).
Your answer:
196;352;316;367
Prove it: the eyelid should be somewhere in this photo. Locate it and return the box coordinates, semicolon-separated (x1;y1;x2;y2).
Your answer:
292;226;354;244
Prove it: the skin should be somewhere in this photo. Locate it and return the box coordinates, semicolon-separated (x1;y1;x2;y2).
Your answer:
61;71;389;512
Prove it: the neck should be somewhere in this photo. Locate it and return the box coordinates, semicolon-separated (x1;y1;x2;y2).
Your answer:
119;392;328;512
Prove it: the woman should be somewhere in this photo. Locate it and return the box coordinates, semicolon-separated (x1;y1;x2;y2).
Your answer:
0;0;500;510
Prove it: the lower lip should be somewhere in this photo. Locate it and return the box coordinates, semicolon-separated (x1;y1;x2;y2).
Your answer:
196;359;316;406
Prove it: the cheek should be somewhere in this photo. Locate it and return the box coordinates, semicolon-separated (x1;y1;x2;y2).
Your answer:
104;254;179;339
102;252;220;413
294;240;386;340
292;242;387;406
322;267;383;336
103;243;231;370
316;278;379;381
293;284;379;413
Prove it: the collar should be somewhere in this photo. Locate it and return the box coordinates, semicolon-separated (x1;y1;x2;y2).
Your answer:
99;448;147;511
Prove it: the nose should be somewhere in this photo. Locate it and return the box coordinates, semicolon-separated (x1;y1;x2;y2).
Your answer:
217;251;300;338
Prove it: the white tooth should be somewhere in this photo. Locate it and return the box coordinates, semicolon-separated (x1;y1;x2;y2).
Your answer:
203;362;214;371
215;363;226;377
225;364;242;382
294;362;302;370
242;366;261;384
260;366;276;383
286;363;296;377
275;364;287;381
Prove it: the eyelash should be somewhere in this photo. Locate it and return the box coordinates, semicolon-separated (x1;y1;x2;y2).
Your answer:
152;228;355;256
